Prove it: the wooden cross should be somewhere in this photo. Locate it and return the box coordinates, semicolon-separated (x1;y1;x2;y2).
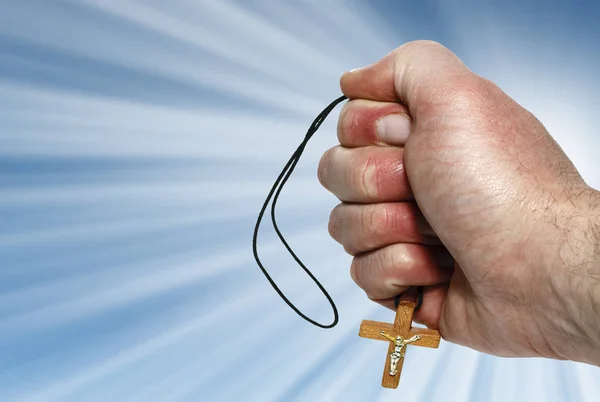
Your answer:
359;300;441;389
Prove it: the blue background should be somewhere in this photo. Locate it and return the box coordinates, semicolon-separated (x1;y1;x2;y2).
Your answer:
1;0;600;401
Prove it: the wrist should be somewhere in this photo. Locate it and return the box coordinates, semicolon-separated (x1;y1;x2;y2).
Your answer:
581;188;600;364
554;187;600;365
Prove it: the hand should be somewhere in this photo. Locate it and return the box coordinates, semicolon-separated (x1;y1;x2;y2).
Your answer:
318;41;600;364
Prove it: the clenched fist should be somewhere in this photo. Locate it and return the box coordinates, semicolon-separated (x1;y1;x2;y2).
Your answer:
318;41;600;365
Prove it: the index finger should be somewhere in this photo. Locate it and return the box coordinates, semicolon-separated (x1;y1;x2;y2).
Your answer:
337;99;410;148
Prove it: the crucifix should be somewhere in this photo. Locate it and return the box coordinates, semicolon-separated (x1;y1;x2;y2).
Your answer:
359;299;441;389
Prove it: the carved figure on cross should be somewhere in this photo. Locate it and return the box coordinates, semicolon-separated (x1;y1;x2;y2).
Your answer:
380;331;422;375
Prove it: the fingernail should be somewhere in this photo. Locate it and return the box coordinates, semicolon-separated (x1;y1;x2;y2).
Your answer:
376;113;411;145
347;67;364;74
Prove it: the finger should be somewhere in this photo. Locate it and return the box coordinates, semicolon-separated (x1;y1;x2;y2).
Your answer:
376;284;448;330
350;243;453;300
337;99;411;147
329;202;439;255
318;146;411;203
438;266;473;344
340;40;477;116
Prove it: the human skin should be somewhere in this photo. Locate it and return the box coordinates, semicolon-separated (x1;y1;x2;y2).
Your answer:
317;40;600;365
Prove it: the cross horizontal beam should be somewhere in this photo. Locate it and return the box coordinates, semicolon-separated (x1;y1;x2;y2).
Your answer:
359;320;441;348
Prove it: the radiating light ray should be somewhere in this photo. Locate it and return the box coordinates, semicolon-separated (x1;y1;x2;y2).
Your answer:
575;363;600;402
297;343;375;402
67;0;344;87
0;198;337;289
123;303;300;402
0;225;337;335
0;178;332;207
3;226;303;301
0;79;322;123
0;198;326;248
0;1;341;114
301;0;399;62
145;0;345;79
166;297;350;402
516;358;551;401
465;353;495;402
1;119;338;160
0;81;342;160
16;294;264;402
2;222;336;313
487;358;520;402
235;1;363;69
208;293;374;402
16;253;353;402
399;341;479;402
556;360;584;402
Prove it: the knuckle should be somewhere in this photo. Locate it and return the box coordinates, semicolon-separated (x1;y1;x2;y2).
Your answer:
353;153;379;199
328;204;344;241
369;204;397;239
396;40;448;58
385;244;411;276
373;249;397;292
380;247;396;277
446;85;474;106
337;102;357;143
349;258;361;286
409;39;445;50
444;76;492;112
317;147;335;188
351;254;385;297
353;249;401;299
343;244;357;256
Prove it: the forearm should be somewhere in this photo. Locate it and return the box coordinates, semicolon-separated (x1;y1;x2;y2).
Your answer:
559;187;600;365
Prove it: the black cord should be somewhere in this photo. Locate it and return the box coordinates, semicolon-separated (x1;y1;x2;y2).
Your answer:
394;287;424;311
252;95;348;329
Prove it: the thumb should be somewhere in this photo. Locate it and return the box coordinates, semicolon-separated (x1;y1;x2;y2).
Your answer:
340;40;477;116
